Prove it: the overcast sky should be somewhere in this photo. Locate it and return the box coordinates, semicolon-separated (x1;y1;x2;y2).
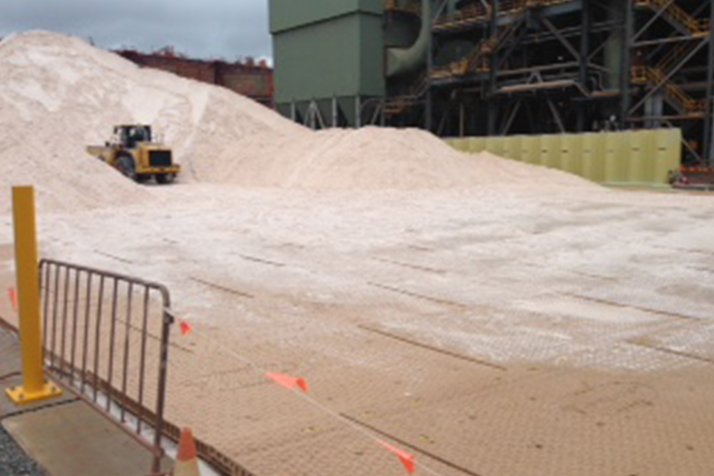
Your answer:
0;0;273;61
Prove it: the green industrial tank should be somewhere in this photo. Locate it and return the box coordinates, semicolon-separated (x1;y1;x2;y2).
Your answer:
269;0;387;127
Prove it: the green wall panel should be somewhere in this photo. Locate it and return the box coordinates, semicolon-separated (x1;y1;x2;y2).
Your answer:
627;130;654;185
487;137;504;156
654;129;682;185
468;137;486;153
506;136;522;161
560;135;582;177
273;15;385;103
446;129;682;186
520;136;539;165
581;134;606;183
604;132;627;184
360;14;388;97
541;135;561;169
270;0;382;33
271;0;385;115
450;138;468;152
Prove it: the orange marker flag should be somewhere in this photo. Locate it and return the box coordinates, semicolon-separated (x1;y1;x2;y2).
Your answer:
378;441;416;474
8;287;17;312
266;372;308;393
179;320;192;336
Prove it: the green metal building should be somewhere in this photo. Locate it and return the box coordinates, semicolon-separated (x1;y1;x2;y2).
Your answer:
270;0;714;174
269;0;387;126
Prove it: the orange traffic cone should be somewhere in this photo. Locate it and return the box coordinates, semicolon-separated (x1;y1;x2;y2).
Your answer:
8;287;17;312
173;428;201;476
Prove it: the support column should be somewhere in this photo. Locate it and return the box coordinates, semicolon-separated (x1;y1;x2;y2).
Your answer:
459;101;465;137
332;96;338;128
309;100;317;130
578;0;591;132
620;0;634;130
706;0;714;164
426;92;433;132
488;102;498;136
355;95;362;128
6;186;62;405
645;90;664;129
488;0;500;136
425;9;434;132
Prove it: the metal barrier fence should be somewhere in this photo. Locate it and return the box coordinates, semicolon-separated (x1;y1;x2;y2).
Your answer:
39;259;174;474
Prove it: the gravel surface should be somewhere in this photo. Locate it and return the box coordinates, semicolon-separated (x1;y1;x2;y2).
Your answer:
0;426;45;476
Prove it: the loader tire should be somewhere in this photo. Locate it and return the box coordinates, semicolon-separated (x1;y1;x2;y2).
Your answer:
155;173;175;185
115;154;137;181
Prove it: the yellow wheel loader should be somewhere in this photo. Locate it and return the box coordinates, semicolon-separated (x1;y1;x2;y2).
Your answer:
87;125;180;184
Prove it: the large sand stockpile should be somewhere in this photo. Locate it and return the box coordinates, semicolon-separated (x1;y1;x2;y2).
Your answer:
0;31;304;213
198;126;591;189
0;31;594;214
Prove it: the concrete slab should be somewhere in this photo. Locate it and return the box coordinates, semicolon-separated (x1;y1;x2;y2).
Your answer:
0;375;77;421
0;326;171;476
2;400;172;476
0;328;76;420
0;324;20;377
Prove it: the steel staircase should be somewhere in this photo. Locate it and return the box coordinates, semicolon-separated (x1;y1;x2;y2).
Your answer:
634;0;710;36
384;0;422;16
431;11;523;79
631;39;707;114
384;71;429;115
433;0;575;31
631;66;707;114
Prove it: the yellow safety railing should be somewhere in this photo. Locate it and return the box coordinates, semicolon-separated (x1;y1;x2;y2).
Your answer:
635;0;710;35
385;70;430;115
434;0;574;29
433;4;489;28
656;41;694;73
431;41;492;79
631;66;708;113
409;70;430;96
431;13;522;79
384;0;422;15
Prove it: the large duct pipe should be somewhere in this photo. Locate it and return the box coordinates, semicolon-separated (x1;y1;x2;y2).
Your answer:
386;0;432;78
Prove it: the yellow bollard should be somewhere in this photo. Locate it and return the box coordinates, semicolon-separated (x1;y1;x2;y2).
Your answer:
5;186;62;404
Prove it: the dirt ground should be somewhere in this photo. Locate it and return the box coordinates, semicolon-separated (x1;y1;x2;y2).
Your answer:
1;184;713;476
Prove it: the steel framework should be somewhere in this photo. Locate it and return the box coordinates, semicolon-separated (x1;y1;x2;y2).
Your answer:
381;0;714;166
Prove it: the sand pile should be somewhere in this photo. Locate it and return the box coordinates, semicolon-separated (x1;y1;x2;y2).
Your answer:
0;32;148;213
0;31;594;208
190;126;594;189
0;31;304;213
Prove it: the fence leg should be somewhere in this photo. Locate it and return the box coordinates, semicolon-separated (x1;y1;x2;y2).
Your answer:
5;186;63;404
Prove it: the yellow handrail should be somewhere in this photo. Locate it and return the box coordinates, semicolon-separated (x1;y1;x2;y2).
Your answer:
636;0;709;35
384;0;422;15
631;66;707;113
432;13;523;79
656;40;694;73
434;0;574;29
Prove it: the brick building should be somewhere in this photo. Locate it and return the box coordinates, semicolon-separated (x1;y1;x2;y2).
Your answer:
117;48;274;107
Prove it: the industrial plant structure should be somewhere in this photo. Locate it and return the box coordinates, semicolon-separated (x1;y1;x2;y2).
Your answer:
270;0;714;166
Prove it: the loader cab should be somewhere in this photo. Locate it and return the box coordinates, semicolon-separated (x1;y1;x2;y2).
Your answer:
114;125;152;149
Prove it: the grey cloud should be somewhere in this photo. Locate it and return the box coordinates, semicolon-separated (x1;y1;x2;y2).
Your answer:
0;0;272;61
